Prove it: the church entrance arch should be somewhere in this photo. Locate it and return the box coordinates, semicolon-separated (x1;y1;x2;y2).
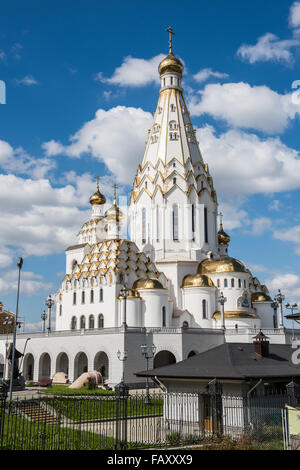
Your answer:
38;353;51;381
23;353;34;381
94;352;109;381
56;352;69;376
153;350;176;368
74;352;88;379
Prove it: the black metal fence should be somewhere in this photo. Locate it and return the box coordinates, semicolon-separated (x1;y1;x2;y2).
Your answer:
0;385;296;450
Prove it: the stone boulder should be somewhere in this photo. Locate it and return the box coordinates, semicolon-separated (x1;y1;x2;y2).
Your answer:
52;372;69;384
69;370;103;389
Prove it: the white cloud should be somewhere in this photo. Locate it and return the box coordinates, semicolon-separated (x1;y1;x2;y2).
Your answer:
14;75;39;86
189;82;300;134
0;269;53;296
197;125;300;196
95;54;165;87
268;199;281;211
0;139;55;178
289;2;300;29
237;33;300;64
265;273;300;304
247;217;273;235
193;68;229;83
42;106;153;184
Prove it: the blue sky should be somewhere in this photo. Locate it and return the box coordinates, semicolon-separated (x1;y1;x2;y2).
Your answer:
1;0;300;330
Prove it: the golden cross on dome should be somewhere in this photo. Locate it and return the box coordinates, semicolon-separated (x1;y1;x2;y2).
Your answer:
113;183;117;204
96;175;100;189
218;211;223;229
166;26;175;54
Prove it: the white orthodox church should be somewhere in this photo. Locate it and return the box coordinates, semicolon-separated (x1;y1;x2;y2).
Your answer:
0;38;296;389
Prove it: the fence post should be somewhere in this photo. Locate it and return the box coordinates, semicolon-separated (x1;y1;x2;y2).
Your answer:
115;381;129;450
208;379;223;437
286;380;300;407
0;382;8;449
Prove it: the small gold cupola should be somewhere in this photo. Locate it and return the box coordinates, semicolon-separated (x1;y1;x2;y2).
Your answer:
105;184;123;221
89;177;106;206
158;26;184;77
218;212;230;246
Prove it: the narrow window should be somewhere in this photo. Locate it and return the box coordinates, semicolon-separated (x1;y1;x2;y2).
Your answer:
98;314;104;329
59;305;62;316
231;278;235;288
172;204;179;241
80;316;85;329
173;177;176;184
170;76;173;85
238;279;241;288
224;278;228;288
99;288;103;302
244;280;247;288
191;204;195;240
71;316;77;330
81;291;85;304
217;279;220;288
90;289;94;303
73;292;76;305
204;207;208;243
156;205;160;242
202;299;207;319
162;306;166;327
89;315;94;329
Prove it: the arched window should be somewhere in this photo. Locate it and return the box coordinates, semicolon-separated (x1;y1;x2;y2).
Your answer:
202;299;207;319
173;177;177;184
182;321;189;329
80;316;86;329
90;289;94;303
99;288;103;302
142;208;146;244
162;306;166;327
89;315;95;329
71;316;77;330
98;314;104;329
238;279;241;288
172;204;179;241
231;278;235;288
81;291;85;304
244;280;247;288
59;305;62;316
224;278;228;288
73;292;76;305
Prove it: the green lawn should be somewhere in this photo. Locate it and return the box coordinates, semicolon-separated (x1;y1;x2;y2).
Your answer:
40;384;115;396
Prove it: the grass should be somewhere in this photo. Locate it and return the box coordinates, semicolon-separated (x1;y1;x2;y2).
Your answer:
41;384;115;396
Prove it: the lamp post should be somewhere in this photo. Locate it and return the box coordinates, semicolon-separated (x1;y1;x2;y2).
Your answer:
45;295;54;333
274;290;285;329
9;257;23;401
117;349;128;384
285;302;298;341
140;343;156;404
119;286;128;328
41;310;47;333
218;292;227;330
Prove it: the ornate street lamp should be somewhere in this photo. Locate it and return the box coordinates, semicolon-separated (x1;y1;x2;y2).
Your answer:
45;295;54;333
41;310;47;333
274;289;285;329
285;302;298;341
218;292;227;330
117;349;128;384
140;343;156;404
119;286;129;327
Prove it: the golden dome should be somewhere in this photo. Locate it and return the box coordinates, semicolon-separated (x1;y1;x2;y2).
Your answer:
181;273;215;288
132;278;165;290
251;292;272;303
118;289;140;299
218;224;231;246
158;53;184;76
89;182;106;206
198;257;247;275
105;197;123;222
212;311;259;319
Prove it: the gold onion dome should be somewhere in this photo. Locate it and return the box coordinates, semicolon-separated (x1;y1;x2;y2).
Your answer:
182;273;215;288
132;278;165;290
89;182;106;206
158;52;184;76
105;196;123;221
198;257;247;275
218;223;231;246
251;292;272;302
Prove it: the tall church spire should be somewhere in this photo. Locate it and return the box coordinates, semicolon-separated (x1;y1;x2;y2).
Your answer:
130;32;218;263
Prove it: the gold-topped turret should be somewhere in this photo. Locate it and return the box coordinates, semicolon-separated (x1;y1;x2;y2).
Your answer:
158;26;184;76
218;212;231;246
105;184;123;221
89;177;106;206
